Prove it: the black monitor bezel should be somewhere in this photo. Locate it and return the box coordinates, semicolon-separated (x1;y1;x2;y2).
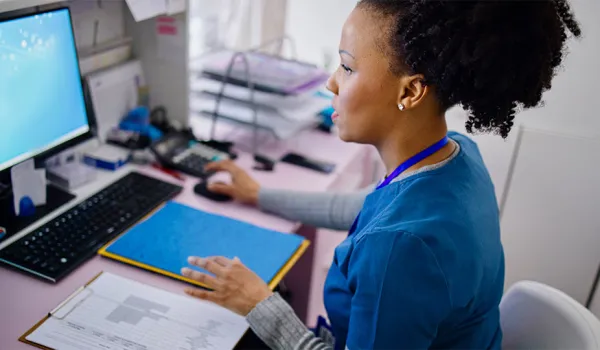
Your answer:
0;6;97;185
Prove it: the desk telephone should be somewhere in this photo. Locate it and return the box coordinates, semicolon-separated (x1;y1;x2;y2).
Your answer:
150;133;231;178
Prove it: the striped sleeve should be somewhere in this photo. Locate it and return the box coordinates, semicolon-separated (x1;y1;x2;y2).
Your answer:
246;293;333;350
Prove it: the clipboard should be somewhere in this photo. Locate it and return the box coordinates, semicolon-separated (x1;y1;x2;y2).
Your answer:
18;271;252;350
19;271;104;349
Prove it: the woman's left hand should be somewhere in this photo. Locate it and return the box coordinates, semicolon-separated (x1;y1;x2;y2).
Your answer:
181;256;273;316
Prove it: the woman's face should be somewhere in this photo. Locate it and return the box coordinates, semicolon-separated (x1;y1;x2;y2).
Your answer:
326;8;403;145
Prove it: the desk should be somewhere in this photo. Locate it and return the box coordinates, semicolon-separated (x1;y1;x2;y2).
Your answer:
0;128;373;348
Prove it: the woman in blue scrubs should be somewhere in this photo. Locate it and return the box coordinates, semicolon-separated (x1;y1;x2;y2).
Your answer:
181;1;581;349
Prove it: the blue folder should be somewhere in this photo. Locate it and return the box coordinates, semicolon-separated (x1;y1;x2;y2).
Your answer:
99;201;308;289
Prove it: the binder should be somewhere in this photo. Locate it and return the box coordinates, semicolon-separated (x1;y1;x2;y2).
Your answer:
19;272;104;349
99;201;309;290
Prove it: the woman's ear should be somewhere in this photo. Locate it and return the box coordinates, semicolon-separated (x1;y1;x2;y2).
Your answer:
397;74;427;110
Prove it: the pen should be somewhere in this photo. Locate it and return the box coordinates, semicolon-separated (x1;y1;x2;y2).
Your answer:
152;163;185;181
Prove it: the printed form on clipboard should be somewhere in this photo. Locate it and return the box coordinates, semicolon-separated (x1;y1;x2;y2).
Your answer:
21;272;249;350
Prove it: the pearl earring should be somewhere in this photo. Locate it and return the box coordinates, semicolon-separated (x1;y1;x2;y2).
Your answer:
398;103;405;111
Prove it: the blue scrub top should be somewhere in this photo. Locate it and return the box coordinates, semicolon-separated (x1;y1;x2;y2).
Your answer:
323;132;504;349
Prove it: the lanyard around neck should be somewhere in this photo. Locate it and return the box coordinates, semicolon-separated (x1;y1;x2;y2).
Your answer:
376;136;449;190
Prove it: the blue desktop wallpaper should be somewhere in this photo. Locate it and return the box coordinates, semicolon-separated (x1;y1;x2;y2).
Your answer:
0;9;89;169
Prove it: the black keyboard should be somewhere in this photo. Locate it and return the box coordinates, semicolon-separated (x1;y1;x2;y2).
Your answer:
0;172;182;282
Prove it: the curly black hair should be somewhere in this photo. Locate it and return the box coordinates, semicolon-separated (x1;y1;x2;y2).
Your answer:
358;0;582;138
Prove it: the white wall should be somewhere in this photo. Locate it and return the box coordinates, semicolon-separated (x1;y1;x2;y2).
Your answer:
591;282;600;317
286;0;357;70
501;128;600;305
188;0;288;60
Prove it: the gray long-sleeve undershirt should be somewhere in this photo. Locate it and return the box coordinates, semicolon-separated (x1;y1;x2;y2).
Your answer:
258;185;373;232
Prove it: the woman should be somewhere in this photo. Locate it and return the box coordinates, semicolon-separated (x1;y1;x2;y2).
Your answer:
180;1;581;349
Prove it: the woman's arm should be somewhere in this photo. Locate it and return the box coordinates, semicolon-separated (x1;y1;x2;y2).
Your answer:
203;160;373;231
247;293;333;350
258;186;373;231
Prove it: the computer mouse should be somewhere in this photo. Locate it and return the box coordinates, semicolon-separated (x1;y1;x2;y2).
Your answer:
193;182;233;202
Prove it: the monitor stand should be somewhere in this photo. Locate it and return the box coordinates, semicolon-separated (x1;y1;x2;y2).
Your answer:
0;184;75;242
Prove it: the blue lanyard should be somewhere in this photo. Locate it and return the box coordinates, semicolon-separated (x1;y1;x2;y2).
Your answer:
376;136;449;190
349;136;449;236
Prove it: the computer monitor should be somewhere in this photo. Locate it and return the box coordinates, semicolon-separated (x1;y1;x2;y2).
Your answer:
0;7;92;174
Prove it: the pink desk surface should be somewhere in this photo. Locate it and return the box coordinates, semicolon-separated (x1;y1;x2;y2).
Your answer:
0;129;368;348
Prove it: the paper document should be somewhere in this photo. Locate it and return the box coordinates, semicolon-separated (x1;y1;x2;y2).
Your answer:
190;94;320;139
191;77;329;112
84;144;130;164
199;50;330;95
167;0;187;14
87;60;145;141
11;159;46;215
126;0;167;22
26;272;249;350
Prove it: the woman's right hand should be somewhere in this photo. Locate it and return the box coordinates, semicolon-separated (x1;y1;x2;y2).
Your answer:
204;160;261;206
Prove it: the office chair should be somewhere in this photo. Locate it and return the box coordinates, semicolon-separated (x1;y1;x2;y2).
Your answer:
500;280;600;349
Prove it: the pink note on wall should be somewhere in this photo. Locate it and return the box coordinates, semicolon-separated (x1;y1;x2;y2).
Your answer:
157;24;177;35
155;16;184;62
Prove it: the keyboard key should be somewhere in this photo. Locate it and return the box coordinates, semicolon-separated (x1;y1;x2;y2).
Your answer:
85;240;99;250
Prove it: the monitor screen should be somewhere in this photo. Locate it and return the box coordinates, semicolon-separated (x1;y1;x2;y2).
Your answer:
0;8;90;172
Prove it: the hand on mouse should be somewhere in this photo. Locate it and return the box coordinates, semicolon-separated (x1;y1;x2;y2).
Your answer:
204;160;261;205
